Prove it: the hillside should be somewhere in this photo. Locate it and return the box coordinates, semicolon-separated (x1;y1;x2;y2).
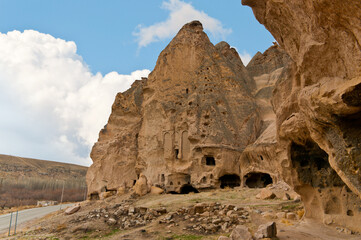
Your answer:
0;154;88;209
0;154;87;179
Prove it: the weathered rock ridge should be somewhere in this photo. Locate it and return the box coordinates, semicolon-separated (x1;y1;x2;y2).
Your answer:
243;0;361;232
87;21;278;199
86;20;294;200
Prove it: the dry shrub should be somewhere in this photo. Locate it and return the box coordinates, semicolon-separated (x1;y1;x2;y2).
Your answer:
297;209;305;219
0;178;86;209
55;223;67;232
281;219;293;226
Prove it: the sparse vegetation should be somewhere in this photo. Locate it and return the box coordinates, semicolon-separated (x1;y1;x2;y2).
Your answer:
0;154;87;210
167;234;203;240
0;178;86;209
281;203;300;210
55;223;67;232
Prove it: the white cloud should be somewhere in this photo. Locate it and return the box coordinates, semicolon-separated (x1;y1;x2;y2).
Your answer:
134;0;232;48
0;30;150;166
239;51;252;66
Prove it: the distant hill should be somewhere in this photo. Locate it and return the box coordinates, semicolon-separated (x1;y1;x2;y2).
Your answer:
0;154;88;209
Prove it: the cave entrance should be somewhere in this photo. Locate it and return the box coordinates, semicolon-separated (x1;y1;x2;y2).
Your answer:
244;172;273;188
291;141;344;187
180;184;199;194
169;184;199;194
219;174;241;189
89;193;99;200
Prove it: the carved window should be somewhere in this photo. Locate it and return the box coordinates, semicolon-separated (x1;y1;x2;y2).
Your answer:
205;156;215;166
175;149;179;159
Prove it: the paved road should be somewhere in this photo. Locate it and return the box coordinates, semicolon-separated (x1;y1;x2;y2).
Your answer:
0;203;74;233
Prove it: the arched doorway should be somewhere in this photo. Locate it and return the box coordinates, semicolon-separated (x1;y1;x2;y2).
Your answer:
219;174;241;188
244;172;273;188
180;184;199;194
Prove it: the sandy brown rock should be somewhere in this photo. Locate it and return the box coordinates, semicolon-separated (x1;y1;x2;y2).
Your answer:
243;0;361;232
255;221;277;239
133;173;149;196
65;205;80;215
99;191;115;200
86;79;145;197
87;21;261;196
247;43;290;79
240;44;290;189
256;189;276;200
230;225;252;240
150;186;164;195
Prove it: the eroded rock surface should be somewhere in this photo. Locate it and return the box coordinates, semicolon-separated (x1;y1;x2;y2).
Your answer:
87;21;263;197
242;0;361;232
88;1;361;231
240;44;291;188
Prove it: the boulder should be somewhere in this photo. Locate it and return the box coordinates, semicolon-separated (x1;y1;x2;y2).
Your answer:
230;225;252;240
194;203;207;214
276;212;286;219
256;189;276;200
107;218;117;225
261;211;276;219
282;193;291;201
65;205;80;215
150;186;164;195
254;222;277;239
100;191;115;200
133;173;149;196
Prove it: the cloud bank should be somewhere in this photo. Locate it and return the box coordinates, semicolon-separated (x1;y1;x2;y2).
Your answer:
239;51;252;66
134;0;232;48
0;30;150;166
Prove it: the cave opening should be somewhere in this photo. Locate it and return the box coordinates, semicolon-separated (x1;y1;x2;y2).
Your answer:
180;184;199;194
169;184;199;194
89;193;99;200
291;141;344;188
245;172;273;188
175;149;179;159
219;174;241;189
206;156;215;166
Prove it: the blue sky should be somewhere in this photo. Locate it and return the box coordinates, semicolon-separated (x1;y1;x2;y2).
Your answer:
0;0;274;166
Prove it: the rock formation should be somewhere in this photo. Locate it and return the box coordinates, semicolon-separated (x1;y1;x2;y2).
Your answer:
87;21;266;197
87;21;291;195
239;44;290;188
88;0;361;231
242;0;361;232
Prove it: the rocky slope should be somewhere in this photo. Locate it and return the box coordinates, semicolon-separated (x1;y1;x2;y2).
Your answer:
0;154;87;179
242;0;361;232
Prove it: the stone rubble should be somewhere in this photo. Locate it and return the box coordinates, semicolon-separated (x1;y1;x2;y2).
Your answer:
69;200;253;234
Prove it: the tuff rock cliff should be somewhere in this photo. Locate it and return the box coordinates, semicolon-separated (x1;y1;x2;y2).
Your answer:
87;21;276;198
87;0;361;232
243;0;361;232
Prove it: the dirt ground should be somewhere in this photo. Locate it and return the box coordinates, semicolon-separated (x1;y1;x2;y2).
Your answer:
1;186;360;240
